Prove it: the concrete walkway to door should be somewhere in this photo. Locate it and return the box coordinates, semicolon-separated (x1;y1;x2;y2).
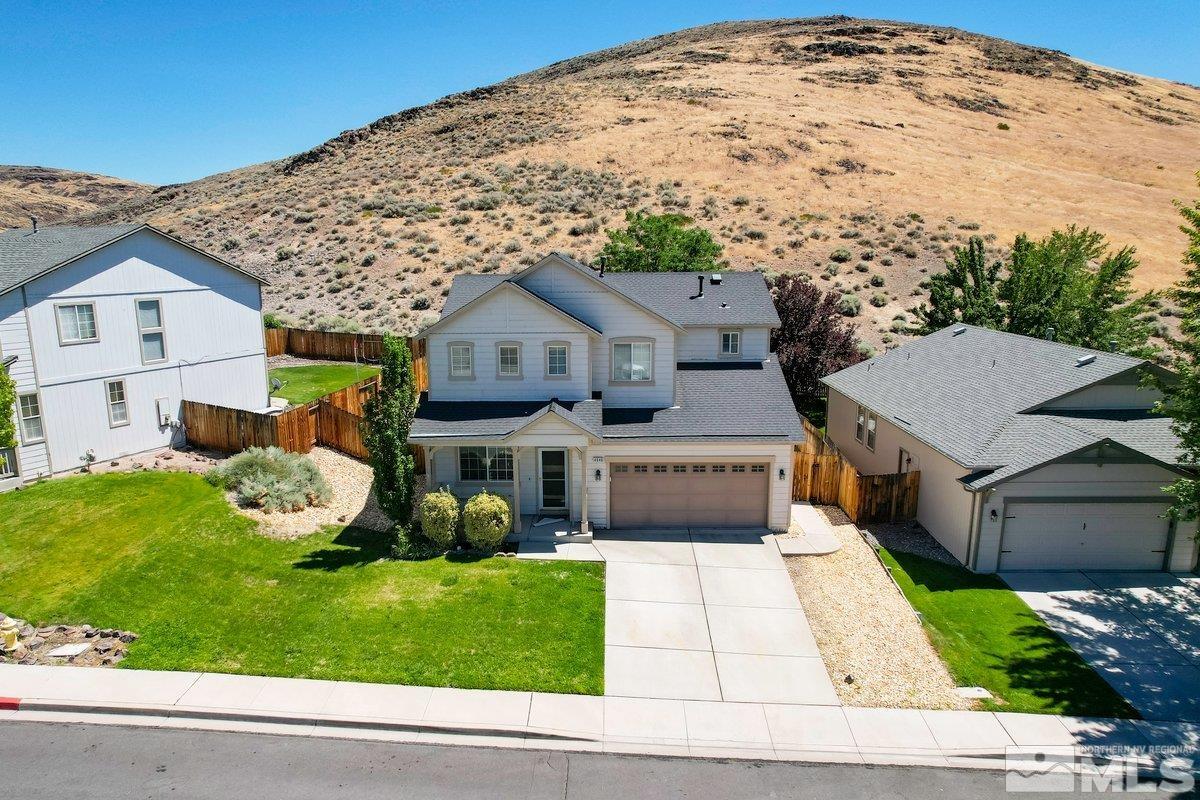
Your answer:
595;529;840;705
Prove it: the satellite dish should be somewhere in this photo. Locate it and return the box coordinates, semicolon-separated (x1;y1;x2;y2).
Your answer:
270;378;283;392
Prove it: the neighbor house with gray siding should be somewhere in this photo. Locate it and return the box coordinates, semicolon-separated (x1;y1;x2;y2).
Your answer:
1;223;269;489
409;252;803;533
822;324;1196;573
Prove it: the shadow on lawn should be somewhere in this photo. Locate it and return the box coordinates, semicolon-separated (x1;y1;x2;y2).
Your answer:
292;527;494;572
886;549;1138;718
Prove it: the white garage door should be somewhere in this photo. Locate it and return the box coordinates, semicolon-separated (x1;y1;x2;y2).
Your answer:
998;501;1171;571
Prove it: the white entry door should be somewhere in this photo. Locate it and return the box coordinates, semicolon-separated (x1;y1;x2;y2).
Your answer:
538;449;568;512
999;501;1171;571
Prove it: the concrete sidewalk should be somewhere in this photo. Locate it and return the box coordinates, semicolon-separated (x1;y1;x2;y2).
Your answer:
2;663;1197;771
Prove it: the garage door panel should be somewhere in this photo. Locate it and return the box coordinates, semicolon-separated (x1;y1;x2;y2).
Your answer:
610;462;769;528
999;502;1171;571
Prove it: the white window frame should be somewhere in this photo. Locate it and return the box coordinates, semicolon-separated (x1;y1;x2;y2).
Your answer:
17;392;44;444
55;302;99;345
135;297;167;365
544;341;570;379
496;342;522;378
611;339;654;383
448;342;474;380
0;446;16;479
106;378;130;428
855;405;866;444
719;329;741;357
458;446;514;482
866;411;878;452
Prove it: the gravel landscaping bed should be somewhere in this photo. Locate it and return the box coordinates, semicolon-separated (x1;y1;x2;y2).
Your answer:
267;354;373;369
864;519;960;565
787;506;970;710
234;447;394;539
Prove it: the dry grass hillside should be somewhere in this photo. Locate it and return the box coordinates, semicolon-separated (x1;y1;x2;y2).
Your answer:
0;166;151;228
65;17;1200;347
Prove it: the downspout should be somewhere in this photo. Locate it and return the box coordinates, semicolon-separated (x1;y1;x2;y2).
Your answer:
964;489;981;571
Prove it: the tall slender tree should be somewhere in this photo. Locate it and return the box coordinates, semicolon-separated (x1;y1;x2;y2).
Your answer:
915;236;1003;332
1161;176;1200;522
362;334;417;527
0;364;16;450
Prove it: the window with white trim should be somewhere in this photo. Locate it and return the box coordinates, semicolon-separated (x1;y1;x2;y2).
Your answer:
0;447;15;479
458;446;513;482
136;299;166;363
720;330;741;356
612;341;652;382
56;303;98;344
546;344;568;376
449;344;473;377
855;405;866;443
106;379;129;427
498;344;521;376
866;411;877;451
18;393;43;442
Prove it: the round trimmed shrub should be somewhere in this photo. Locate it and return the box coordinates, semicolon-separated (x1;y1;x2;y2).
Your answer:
420;489;460;550
463;490;511;551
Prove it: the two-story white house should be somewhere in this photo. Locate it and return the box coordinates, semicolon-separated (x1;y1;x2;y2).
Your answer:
410;252;804;534
1;223;270;489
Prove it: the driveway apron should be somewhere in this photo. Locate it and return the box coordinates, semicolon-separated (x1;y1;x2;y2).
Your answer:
595;529;839;705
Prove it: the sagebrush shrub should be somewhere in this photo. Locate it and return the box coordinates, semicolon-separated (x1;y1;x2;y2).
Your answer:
462;491;511;551
205;446;331;513
420;489;460;549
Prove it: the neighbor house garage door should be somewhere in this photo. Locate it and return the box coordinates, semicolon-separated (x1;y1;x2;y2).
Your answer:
998;501;1171;571
609;462;769;528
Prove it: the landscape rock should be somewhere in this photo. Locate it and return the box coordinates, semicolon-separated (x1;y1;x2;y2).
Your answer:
0;612;138;670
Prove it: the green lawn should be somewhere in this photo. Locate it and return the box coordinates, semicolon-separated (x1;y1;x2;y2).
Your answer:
880;548;1137;718
0;472;604;693
268;364;380;405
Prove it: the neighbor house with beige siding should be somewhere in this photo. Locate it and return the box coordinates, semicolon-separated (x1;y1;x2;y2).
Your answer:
822;324;1196;573
409;252;803;534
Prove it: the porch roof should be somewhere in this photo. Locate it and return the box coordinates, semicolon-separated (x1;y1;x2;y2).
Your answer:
410;398;602;440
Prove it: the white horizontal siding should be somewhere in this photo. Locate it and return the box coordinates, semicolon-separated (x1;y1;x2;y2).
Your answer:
1039;382;1162;411
0;290;50;479
426;288;591;402
515;260;676;408
427;442;584;522
678;326;771;361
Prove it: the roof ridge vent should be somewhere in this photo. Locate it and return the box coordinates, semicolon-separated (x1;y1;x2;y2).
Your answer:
952;326;967;336
1076;354;1097;367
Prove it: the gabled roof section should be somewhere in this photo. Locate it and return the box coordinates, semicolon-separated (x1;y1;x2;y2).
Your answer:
821;324;1168;474
511;252;687;332
0;223;267;296
418;278;602;339
409;398;600;440
505;400;601;439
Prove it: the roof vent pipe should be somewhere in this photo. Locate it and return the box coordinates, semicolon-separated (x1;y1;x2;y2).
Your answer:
29;215;37;233
597;256;605;278
697;274;705;298
1109;340;1119;353
1045;326;1056;342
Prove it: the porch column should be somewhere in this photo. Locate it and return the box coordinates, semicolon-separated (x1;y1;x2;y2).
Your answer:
512;446;522;534
575;447;589;533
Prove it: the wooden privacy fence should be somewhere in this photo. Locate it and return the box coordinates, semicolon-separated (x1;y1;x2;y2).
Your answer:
791;418;920;524
183;371;425;474
264;327;428;393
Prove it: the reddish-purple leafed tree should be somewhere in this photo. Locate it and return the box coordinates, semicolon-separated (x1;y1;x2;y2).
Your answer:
769;274;863;421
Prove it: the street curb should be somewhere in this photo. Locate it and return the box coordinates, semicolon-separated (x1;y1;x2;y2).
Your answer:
0;697;20;711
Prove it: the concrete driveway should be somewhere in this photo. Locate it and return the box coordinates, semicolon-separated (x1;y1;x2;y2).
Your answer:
1002;571;1200;722
594;529;839;705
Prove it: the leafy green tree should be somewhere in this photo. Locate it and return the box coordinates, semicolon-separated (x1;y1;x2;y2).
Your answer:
915;236;1004;332
1161;177;1200;522
0;365;16;449
362;334;417;528
916;228;1156;356
598;211;723;272
1000;226;1156;354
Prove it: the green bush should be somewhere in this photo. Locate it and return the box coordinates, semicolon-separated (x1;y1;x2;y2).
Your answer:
830;247;853;263
838;293;862;317
463;491;511;551
205;447;331;513
420;489;460;549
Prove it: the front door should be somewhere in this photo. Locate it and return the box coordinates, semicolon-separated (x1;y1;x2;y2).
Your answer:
538;449;568;512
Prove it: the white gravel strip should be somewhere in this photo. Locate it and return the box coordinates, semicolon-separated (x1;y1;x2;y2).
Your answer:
787;506;971;710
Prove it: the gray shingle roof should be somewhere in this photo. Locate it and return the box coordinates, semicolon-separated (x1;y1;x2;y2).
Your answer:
440;264;780;329
410;358;802;442
0;224;142;295
822;324;1182;489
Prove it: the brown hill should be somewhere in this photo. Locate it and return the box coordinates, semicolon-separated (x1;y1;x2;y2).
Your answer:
0;166;151;228
66;17;1200;347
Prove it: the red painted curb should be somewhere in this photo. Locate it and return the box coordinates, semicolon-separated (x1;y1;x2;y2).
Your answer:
0;697;21;711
